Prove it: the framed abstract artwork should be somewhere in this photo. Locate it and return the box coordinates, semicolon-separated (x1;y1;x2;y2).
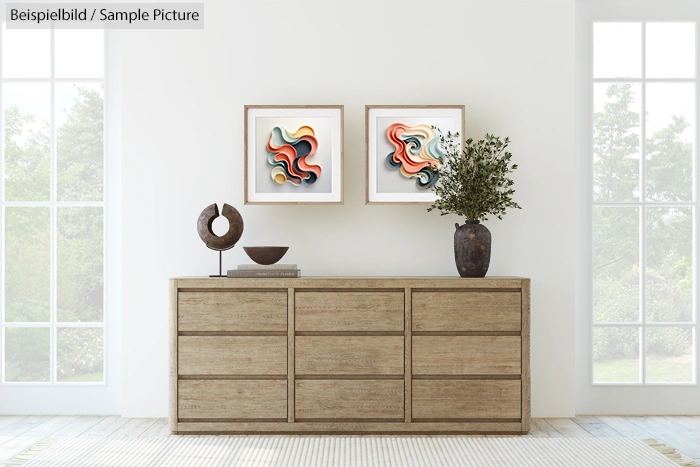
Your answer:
244;105;344;204
365;105;465;204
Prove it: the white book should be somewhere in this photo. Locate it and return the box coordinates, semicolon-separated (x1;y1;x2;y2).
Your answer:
227;269;301;278
237;264;297;270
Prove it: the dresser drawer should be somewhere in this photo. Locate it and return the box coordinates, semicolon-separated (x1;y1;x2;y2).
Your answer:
295;380;403;420
296;336;404;375
178;336;287;376
412;380;521;419
178;380;287;420
178;291;287;332
295;291;404;332
412;291;521;332
413;336;521;375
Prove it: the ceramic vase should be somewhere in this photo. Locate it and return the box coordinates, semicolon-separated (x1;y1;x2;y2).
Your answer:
454;220;491;278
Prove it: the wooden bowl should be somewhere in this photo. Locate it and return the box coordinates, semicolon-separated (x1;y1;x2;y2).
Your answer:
243;246;289;265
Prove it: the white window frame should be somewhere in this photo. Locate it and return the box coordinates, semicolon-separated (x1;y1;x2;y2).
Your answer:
590;20;698;387
0;23;121;414
577;0;700;415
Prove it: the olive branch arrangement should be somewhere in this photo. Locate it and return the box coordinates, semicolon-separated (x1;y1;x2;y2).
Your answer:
428;131;521;222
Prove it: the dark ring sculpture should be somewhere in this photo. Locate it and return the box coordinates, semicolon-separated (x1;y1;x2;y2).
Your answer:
197;203;244;277
197;203;244;251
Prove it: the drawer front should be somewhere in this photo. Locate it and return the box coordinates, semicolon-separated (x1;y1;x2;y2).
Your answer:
295;380;404;419
412;291;521;332
413;336;521;375
295;292;404;332
412;380;521;419
178;380;287;419
178;291;287;332
296;336;404;375
178;336;287;375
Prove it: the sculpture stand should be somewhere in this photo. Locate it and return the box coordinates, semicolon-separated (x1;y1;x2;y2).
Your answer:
210;250;224;277
208;245;234;278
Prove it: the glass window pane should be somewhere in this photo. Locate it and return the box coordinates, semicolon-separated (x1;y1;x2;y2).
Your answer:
646;327;694;383
646;207;693;323
55;30;104;79
57;328;104;382
4;327;50;382
593;83;641;202
593;207;640;323
57;207;104;322
4;207;50;322
1;25;50;78
56;84;104;202
646;83;695;202
593;327;640;383
646;23;695;79
3;83;51;202
594;23;642;79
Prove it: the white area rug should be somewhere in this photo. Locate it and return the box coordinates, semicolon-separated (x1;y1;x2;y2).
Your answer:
4;436;698;467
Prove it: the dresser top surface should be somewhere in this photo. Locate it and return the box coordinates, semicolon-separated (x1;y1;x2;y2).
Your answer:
172;276;530;289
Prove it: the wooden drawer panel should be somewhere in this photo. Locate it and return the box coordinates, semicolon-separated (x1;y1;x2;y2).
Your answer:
412;380;521;419
295;380;404;419
412;291;521;332
178;380;287;419
178;291;287;332
178;336;286;375
413;336;521;375
295;292;404;331
296;336;404;375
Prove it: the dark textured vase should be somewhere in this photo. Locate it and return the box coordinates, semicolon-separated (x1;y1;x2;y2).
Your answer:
454;221;491;278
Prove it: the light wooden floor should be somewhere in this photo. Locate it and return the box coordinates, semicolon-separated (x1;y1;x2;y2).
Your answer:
0;416;699;464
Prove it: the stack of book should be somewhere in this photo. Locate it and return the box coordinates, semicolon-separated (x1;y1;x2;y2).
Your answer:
227;264;301;278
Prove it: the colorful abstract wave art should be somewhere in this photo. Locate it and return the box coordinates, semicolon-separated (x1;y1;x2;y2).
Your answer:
267;125;322;186
385;123;446;188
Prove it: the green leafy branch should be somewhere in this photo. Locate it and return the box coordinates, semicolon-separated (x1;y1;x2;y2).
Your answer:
428;132;521;222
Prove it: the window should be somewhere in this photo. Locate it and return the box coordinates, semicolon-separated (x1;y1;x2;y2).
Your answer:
592;21;697;385
1;26;106;384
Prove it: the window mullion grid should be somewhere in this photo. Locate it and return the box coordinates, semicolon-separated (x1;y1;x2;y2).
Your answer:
49;27;57;385
593;78;695;84
4;322;105;328
589;19;596;387
102;28;108;387
0;27;108;386
640;21;647;385
695;19;700;385
590;24;648;386
593;322;697;327
1;201;103;207
594;201;696;207
0;24;4;385
591;22;700;386
1;78;103;84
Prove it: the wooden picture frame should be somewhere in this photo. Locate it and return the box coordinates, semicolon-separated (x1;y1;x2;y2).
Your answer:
244;105;344;204
365;105;465;204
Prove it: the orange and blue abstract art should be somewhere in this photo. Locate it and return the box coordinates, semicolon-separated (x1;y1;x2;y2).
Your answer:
267;125;322;186
385;123;446;188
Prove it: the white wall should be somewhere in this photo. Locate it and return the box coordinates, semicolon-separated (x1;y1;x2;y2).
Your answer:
120;0;575;418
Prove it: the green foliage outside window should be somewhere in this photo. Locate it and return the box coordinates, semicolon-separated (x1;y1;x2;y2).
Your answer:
4;86;104;382
593;84;693;376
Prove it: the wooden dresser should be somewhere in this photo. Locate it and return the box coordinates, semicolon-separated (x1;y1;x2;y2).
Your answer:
170;277;530;434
